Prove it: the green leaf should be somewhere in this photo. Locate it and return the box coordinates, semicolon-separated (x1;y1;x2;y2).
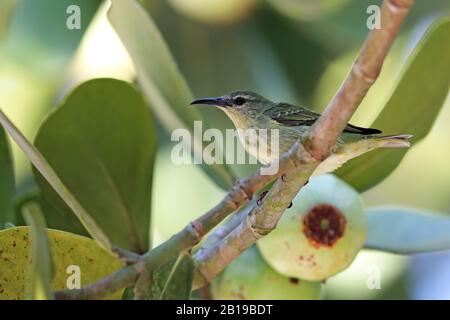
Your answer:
365;208;450;254
0;226;125;300
148;253;195;300
0;126;15;226
22;203;54;300
0;108;111;250
0;0;18;40
34;78;156;253
108;0;235;190
337;17;450;192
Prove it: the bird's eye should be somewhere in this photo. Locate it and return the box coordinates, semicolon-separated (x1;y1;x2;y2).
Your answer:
234;97;246;106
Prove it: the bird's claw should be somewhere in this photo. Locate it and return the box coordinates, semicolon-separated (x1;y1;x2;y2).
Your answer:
112;246;142;265
257;191;269;206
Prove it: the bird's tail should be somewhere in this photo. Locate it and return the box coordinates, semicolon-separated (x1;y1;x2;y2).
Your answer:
374;134;413;148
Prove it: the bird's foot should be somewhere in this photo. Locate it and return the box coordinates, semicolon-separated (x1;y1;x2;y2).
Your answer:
257;191;269;206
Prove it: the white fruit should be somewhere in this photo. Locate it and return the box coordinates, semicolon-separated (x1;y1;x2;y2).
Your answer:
257;174;367;281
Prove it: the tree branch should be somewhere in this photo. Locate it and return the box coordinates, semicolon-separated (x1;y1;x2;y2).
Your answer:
306;0;414;160
191;0;414;289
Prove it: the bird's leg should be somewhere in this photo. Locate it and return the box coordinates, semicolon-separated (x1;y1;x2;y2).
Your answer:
257;190;269;206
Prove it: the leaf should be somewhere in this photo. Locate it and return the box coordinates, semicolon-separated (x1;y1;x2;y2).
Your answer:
167;0;257;25
108;0;235;190
0;108;111;250
34;78;156;253
22;203;54;300
0;126;15;226
337;17;450;192
147;253;195;300
365;208;450;254
0;0;18;40
121;286;135;300
267;0;349;22
0;226;125;300
8;0;103;56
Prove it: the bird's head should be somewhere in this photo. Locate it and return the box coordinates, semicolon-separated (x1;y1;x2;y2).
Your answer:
190;91;272;124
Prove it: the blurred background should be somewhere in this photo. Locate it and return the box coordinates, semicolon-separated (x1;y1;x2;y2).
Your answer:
1;0;449;299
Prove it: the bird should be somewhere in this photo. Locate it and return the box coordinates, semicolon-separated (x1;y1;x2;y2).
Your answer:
191;90;412;175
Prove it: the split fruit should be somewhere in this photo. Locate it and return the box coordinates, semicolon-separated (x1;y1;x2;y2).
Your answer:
211;245;322;300
257;174;367;281
267;0;349;22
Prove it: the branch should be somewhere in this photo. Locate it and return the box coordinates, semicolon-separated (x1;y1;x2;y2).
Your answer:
306;0;414;160
192;0;414;289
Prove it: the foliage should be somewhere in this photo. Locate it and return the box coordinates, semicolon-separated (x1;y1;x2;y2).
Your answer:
108;0;235;190
337;17;450;191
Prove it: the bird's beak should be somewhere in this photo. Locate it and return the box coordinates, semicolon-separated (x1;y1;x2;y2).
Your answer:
190;97;231;107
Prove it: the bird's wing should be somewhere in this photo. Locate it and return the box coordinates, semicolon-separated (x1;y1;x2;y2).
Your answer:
264;102;382;135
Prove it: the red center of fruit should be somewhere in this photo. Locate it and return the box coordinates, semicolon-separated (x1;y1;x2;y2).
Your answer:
302;204;346;248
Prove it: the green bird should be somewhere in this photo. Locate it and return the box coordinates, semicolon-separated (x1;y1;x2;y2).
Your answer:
191;91;412;175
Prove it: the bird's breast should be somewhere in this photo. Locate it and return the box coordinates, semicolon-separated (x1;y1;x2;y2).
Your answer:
236;126;302;165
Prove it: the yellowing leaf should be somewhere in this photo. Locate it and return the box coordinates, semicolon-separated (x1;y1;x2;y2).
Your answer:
0;227;124;300
22;204;54;300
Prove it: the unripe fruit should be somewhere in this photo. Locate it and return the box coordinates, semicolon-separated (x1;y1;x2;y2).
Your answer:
257;174;367;281
211;246;322;300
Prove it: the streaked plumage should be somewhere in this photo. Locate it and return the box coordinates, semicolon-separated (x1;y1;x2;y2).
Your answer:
191;90;412;175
